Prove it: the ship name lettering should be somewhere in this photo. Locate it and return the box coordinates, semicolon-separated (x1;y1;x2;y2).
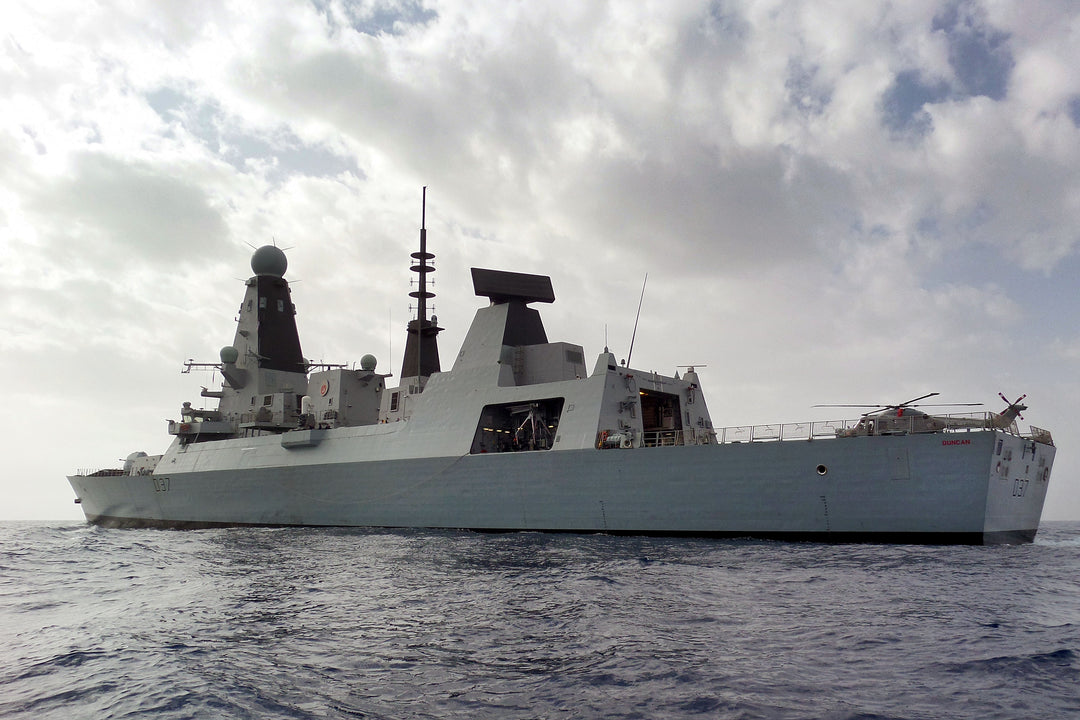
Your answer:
941;439;971;446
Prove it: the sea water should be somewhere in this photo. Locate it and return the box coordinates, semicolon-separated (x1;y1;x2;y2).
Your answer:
2;521;1078;719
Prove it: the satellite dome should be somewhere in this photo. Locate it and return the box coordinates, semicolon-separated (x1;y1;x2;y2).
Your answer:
251;245;288;277
220;345;240;364
360;354;377;371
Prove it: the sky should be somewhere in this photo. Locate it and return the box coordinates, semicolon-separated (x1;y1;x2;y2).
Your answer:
2;0;1079;522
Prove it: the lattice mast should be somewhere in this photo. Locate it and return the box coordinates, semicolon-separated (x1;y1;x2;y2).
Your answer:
400;187;442;385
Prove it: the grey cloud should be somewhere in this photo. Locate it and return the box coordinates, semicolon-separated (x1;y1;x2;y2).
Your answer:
231;24;585;224
223;1;1063;283
676;1;751;61
552;144;854;278
31;152;227;264
786;61;832;118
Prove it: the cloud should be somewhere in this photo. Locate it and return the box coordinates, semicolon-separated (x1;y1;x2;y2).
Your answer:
3;0;1080;521
30;152;228;262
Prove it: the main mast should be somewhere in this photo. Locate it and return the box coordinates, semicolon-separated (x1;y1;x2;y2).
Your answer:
400;187;442;388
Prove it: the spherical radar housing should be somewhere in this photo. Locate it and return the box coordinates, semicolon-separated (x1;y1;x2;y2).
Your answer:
251;245;288;277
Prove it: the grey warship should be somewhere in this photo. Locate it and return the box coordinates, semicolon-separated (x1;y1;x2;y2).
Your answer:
69;202;1056;543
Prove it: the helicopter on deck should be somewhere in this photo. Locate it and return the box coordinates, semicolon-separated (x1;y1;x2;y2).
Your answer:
820;393;1029;438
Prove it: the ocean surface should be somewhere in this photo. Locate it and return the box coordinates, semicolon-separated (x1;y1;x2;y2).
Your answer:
2;522;1078;720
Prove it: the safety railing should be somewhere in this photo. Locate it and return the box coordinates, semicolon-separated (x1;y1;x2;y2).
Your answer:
714;412;1050;445
717;420;853;444
76;468;125;477
641;430;684;447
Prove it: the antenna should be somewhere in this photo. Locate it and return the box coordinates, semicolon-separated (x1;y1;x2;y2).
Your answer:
417;187;426;381
402;186;441;387
411;187;430;382
626;273;648;368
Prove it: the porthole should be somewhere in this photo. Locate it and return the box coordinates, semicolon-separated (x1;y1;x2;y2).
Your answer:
816;464;828;476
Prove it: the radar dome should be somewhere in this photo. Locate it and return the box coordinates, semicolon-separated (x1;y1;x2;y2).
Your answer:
220;345;240;364
360;354;377;371
251;245;288;277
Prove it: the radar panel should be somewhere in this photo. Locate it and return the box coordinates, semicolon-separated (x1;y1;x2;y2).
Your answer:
471;268;555;305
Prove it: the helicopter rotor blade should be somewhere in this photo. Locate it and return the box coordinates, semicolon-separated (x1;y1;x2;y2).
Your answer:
814;393;984;419
895;392;939;407
999;392;1027;420
815;393;941;410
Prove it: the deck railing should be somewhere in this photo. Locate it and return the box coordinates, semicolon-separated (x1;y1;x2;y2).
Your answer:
714;412;1050;445
75;468;125;477
717;420;852;444
641;430;684;447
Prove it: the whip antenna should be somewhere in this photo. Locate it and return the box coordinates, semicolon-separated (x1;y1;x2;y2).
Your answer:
626;273;648;367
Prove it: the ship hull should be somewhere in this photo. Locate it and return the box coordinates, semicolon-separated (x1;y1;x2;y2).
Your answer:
69;430;1052;544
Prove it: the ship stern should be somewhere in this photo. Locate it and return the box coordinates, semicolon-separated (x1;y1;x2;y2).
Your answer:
981;432;1054;544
